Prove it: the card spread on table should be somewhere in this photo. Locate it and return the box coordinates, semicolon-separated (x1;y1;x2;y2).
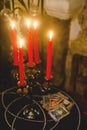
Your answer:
48;105;70;122
41;92;74;121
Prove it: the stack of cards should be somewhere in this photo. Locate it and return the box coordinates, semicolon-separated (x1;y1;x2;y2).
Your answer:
41;92;74;122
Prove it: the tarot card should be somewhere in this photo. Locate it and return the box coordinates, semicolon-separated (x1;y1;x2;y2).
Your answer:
48;105;70;122
42;95;51;110
60;98;74;111
57;92;69;100
49;94;64;109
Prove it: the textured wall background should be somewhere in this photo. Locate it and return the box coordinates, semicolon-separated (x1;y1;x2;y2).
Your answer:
65;1;87;95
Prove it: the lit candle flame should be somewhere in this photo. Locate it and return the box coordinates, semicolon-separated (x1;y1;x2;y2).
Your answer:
49;31;53;40
34;21;38;29
20;39;23;48
26;19;31;28
11;21;15;29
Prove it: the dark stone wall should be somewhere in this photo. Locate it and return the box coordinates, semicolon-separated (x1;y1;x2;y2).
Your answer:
0;17;13;90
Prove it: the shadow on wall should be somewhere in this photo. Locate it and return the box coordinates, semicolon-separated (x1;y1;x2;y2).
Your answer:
0;17;14;90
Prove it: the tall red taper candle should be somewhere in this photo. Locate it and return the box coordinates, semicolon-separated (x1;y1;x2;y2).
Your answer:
46;32;53;80
26;20;34;67
11;21;18;65
19;39;25;86
34;21;41;64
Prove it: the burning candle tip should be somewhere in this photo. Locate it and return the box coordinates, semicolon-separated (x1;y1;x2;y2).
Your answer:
11;21;15;29
49;31;53;40
20;39;23;48
34;21;38;29
26;19;31;28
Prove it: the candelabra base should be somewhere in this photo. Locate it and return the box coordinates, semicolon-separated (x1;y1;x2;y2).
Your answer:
16;83;32;97
41;79;54;95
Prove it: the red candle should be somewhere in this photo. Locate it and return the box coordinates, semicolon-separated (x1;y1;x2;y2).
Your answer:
11;21;18;65
18;39;25;86
26;20;34;67
34;21;41;64
46;32;53;80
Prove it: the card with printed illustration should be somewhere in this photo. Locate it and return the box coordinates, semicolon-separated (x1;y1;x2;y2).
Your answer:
41;92;74;111
49;94;64;109
61;98;74;111
41;95;51;109
48;105;70;122
41;94;64;110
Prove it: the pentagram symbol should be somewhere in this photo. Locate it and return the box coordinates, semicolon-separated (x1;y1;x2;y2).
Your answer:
1;86;60;130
